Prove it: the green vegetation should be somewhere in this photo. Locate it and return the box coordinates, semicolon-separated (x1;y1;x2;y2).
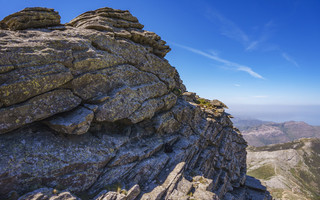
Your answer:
192;176;208;184
290;165;320;199
105;182;127;194
172;88;182;96
247;164;275;180
196;98;216;110
197;98;211;108
248;139;305;152
187;191;195;200
269;188;284;199
248;138;320;200
289;168;318;199
120;189;128;195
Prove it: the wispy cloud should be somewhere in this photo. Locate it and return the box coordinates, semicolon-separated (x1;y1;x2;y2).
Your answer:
282;52;299;67
206;9;249;44
237;66;264;79
206;8;274;52
246;41;259;51
209;50;219;56
252;95;268;98
246;21;275;51
234;84;241;87
206;9;301;67
171;43;265;79
204;7;303;71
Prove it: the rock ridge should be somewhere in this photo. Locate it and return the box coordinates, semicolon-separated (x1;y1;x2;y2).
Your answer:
0;7;271;200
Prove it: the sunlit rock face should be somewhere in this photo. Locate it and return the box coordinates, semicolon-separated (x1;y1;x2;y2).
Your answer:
0;7;271;200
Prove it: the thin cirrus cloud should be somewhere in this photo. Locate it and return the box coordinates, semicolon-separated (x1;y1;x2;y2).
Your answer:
245;21;275;51
205;8;300;67
252;95;268;98
282;52;299;67
205;8;273;51
246;41;259;51
171;42;265;79
237;66;264;79
206;9;249;44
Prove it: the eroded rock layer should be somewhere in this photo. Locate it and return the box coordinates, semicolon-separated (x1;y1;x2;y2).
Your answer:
0;7;270;200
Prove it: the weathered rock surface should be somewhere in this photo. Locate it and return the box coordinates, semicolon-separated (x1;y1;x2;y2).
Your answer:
0;89;81;134
44;106;94;135
0;63;73;106
0;7;270;200
0;7;61;30
67;7;170;58
17;187;79;200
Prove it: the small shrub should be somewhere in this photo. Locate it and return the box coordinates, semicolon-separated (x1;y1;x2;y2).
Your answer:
173;88;182;96
52;189;58;194
105;182;123;193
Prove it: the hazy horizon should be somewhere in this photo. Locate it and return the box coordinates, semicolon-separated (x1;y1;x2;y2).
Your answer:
228;104;320;126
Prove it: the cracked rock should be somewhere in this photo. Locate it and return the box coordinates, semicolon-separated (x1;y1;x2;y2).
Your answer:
44;106;94;135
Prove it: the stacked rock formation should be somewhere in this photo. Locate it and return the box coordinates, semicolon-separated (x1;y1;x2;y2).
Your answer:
0;7;61;30
0;7;271;200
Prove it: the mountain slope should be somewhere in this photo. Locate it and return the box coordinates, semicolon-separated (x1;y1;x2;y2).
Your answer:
238;120;320;146
232;116;269;131
247;138;320;199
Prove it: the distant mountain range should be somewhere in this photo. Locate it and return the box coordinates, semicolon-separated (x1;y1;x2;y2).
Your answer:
247;138;320;200
232;117;320;146
234;117;320;199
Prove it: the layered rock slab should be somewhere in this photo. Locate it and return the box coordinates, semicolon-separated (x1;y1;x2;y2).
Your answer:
0;63;73;106
0;89;81;134
0;124;118;197
17;188;79;200
0;7;61;30
44;106;94;135
67;7;170;58
0;6;181;134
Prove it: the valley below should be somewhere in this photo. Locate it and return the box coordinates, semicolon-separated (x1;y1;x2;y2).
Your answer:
234;117;320;199
247;138;320;200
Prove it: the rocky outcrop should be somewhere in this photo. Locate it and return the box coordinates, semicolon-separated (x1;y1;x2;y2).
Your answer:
0;7;61;30
66;7;170;58
16;188;79;200
0;7;270;200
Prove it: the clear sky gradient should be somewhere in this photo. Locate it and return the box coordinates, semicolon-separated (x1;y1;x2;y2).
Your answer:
1;0;320;123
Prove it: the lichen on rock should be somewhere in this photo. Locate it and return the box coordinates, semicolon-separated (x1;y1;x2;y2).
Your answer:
44;106;94;135
0;7;61;30
0;7;271;200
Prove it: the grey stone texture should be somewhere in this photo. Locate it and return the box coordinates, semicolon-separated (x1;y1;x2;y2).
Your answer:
0;7;271;200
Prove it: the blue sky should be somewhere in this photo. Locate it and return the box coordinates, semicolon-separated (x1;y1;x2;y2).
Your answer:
1;0;320;123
